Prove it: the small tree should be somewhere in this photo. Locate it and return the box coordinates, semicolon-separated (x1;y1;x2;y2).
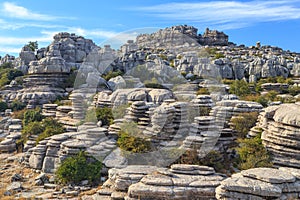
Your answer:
229;79;251;97
117;122;152;153
23;108;44;126
56;151;102;185
95;107;114;126
236;133;272;170
0;101;8;112
230;112;259;138
27;41;38;51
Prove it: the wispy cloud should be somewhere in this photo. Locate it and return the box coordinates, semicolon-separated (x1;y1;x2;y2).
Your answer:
0;46;22;54
134;0;300;29
2;2;73;21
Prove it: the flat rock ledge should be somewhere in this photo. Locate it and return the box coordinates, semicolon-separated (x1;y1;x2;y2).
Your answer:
98;164;226;200
216;167;300;200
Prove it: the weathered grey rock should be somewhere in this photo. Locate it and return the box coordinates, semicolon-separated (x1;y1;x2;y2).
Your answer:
127;164;226;200
108;76;126;91
258;103;300;168
216;167;300;200
6;182;23;192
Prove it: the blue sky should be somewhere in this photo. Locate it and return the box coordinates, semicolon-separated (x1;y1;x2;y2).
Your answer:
1;0;300;56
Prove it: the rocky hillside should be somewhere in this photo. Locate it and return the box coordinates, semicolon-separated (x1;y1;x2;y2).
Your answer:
0;25;299;199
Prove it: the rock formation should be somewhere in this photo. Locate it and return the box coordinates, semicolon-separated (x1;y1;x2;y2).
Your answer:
216;167;300;200
98;164;226;200
256;103;300;168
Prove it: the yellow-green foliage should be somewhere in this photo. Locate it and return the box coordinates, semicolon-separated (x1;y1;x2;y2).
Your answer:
55;151;102;185
112;103;130;119
23;108;44;126
230;112;259;138
117;122;152;153
22;117;65;145
102;70;123;81
0;62;23;87
174;149;226;173
236;133;272;170
95;107;114;126
229;79;251;97
196;88;210;95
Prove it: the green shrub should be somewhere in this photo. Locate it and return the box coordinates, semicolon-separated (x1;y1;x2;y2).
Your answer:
0;101;8;112
103;70;123;81
229;80;251;97
22;117;65;145
144;82;165;89
174;149;226;173
230;112;258;138
215;53;225;59
196;88;210;95
35;118;65;144
0;68;23;87
117;122;152;153
95;107;114;126
236;133;272;170
23;108;44;126
12;109;27;120
112;103;130;119
10;100;26;111
26;41;38;51
288;86;300;96
22;121;44;143
55;151;102;185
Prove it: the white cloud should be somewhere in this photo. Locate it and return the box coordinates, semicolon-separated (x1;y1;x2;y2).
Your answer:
2;2;73;21
0;46;21;54
134;0;300;29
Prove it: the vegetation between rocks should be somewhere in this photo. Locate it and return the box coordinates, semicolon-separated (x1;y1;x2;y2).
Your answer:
55;151;102;185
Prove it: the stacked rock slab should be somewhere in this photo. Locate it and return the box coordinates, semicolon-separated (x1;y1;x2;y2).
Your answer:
259;103;300;168
42;104;58;118
181;100;262;157
191;95;214;115
143;102;176;146
94;88;175;109
124;101;150;126
26;122;117;172
98;165;163;199
216;167;300;200
182;116;222;157
0;118;22;153
210;100;263;129
127;164;226;200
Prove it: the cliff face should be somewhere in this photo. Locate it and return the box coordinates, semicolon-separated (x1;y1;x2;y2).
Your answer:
136;25;228;49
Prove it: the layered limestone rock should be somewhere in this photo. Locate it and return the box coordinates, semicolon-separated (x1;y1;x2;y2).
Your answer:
200;28;229;46
94;88;174;107
128;164;226;200
216;167;300;200
3;32;98;106
25;122;117;173
258;103;300;168
98;164;226;200
180;100;262;157
0;118;22;153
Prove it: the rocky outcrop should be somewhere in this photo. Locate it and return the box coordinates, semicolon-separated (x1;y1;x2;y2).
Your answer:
98;164;226;200
25;122;116;173
2;32;98;107
181;100;262;157
216;167;300;200
257;103;300;168
136;25;228;49
200;28;229;46
94;88;174;107
128;165;226;200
